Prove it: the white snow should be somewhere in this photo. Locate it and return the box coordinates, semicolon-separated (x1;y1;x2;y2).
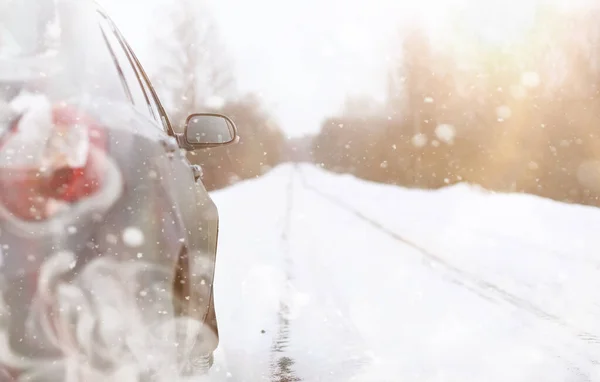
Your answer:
206;163;600;381
122;226;145;248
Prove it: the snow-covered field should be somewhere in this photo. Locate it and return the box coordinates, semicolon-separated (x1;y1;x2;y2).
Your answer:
205;163;600;382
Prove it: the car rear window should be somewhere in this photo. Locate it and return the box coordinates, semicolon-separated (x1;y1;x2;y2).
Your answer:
0;0;127;103
0;0;59;59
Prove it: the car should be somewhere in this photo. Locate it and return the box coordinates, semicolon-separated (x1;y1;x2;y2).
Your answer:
0;0;236;380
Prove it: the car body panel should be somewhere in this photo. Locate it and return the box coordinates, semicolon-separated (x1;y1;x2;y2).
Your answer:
97;6;221;346
0;0;222;377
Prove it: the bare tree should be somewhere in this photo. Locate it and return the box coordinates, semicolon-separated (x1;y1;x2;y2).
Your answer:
150;0;287;191
151;0;236;131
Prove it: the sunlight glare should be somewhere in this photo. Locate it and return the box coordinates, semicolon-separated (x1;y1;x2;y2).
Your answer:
413;0;577;46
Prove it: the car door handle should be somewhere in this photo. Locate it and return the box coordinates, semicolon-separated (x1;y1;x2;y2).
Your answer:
160;136;180;153
191;164;203;181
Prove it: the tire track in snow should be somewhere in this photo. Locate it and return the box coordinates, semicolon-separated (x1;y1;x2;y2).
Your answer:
270;166;372;382
269;165;301;382
297;167;599;378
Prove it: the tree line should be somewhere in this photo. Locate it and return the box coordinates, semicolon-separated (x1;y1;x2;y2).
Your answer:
313;4;600;207
149;0;286;191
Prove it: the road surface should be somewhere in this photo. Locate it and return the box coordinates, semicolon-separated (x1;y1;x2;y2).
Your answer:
205;164;600;382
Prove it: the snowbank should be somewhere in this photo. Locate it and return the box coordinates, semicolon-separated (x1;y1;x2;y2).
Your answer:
208;163;600;381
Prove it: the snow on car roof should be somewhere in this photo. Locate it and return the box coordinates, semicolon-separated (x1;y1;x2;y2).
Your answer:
0;0;103;82
0;0;125;104
0;0;60;59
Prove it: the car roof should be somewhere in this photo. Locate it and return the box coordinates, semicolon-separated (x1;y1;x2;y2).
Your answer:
0;0;102;81
0;0;129;106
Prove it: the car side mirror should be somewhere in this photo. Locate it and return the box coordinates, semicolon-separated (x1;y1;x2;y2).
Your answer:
181;113;238;150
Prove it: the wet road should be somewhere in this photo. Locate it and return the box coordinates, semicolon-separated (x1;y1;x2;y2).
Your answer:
206;165;600;382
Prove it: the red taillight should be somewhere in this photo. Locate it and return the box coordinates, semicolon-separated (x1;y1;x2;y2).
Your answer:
0;103;108;221
43;105;107;203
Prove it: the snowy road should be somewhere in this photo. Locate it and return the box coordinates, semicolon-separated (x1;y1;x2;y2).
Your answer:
204;164;600;382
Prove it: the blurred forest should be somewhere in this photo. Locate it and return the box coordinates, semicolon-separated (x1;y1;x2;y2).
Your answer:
146;0;600;205
312;4;600;207
149;0;286;191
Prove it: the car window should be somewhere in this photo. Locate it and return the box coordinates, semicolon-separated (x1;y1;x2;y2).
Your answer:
97;13;171;133
98;17;154;121
0;0;128;104
140;77;160;120
129;52;171;133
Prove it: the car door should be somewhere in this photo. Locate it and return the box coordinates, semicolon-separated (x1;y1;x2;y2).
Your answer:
97;11;220;333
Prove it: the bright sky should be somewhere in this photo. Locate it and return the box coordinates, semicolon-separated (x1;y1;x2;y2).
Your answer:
99;0;410;137
205;0;408;137
98;0;586;137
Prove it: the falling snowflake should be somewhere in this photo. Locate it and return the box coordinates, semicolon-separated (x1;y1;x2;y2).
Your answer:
435;124;456;144
411;133;428;148
122;227;145;248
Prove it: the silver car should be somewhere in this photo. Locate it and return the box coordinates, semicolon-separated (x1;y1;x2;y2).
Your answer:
0;0;236;380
